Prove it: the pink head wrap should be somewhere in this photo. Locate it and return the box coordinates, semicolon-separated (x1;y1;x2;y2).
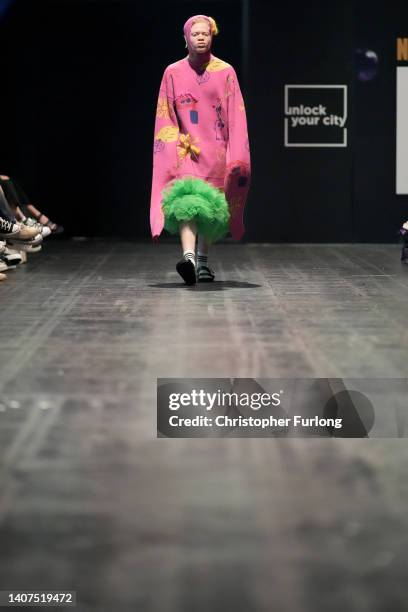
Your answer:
183;14;219;43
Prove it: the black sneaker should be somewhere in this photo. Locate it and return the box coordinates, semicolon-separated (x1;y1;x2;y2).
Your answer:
197;265;215;282
0;216;20;237
176;256;196;285
0;256;7;273
1;247;23;268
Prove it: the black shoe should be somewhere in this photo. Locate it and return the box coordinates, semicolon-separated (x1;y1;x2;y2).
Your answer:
1;249;23;268
197;265;215;282
176;256;196;285
0;216;20;237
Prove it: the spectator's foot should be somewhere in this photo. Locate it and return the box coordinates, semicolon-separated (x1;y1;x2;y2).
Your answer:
26;244;42;253
0;217;20;237
26;207;64;235
7;226;43;246
8;241;42;253
0;257;8;272
47;220;64;235
23;216;52;238
9;223;40;242
2;247;23;268
6;246;27;263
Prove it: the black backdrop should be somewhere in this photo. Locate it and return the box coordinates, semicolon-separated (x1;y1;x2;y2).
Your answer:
0;0;407;241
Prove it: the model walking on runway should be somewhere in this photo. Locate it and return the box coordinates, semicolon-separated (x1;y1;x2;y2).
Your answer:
150;14;251;284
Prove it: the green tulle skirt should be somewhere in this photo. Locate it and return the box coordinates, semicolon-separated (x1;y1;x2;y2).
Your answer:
161;177;230;243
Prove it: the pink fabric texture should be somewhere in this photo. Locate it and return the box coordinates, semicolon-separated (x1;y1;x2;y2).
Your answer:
150;52;251;241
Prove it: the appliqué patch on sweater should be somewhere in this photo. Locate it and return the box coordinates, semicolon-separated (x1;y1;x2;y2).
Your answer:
213;98;227;141
175;93;199;124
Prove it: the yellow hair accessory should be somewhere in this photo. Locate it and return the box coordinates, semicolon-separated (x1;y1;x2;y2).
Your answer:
208;17;219;35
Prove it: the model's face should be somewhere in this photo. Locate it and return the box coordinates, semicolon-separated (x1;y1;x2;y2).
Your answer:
188;21;212;53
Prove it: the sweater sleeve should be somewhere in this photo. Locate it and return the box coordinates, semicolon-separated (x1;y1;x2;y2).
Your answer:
224;67;251;241
150;68;180;239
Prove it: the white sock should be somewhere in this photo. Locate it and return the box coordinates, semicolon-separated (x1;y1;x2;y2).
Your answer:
183;250;196;266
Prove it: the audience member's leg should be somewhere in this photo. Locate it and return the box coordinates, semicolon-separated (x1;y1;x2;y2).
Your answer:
0;185;17;221
0;177;21;213
0;176;63;234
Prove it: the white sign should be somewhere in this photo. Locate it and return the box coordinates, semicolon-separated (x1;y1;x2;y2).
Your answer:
396;67;408;194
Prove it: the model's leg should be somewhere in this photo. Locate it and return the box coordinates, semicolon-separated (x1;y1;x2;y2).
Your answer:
196;234;215;282
180;220;197;255
197;234;210;264
176;221;197;285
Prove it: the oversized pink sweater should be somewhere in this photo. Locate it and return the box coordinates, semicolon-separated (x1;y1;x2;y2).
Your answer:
150;54;251;240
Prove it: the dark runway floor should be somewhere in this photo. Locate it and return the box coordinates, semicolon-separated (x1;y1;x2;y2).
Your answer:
0;240;407;611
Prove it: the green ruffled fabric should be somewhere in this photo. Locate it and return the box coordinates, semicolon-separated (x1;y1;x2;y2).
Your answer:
161;177;230;243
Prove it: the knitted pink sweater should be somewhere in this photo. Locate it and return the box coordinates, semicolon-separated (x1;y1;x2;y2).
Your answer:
150;54;251;240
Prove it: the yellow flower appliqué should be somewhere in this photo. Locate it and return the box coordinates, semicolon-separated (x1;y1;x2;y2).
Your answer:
155;125;179;142
177;133;200;161
156;97;170;119
206;59;231;72
224;73;235;99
